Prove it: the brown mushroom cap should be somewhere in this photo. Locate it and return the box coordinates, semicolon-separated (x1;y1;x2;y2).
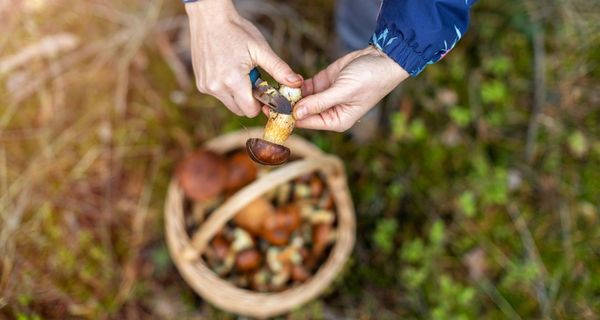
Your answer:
262;217;291;246
211;235;230;261
233;197;275;236
276;204;302;234
226;151;257;192
291;264;311;282
246;138;290;166
176;150;228;201
312;223;333;258
235;249;262;273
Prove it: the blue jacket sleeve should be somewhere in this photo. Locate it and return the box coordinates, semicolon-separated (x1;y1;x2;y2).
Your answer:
371;0;477;76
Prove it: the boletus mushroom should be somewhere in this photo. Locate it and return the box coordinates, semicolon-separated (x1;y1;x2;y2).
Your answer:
246;85;302;166
233;197;275;236
261;203;302;246
176;149;228;201
226;151;257;192
235;249;262;273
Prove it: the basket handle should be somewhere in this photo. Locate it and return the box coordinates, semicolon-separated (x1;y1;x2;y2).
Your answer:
190;155;344;254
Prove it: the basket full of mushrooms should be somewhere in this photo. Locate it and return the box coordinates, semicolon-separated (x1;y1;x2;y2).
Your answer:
164;129;355;318
165;83;355;318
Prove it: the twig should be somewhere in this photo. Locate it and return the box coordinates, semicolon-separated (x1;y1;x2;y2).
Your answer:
114;0;162;115
508;204;551;319
477;279;523;320
155;31;193;91
0;29;131;129
0;33;79;75
525;6;547;163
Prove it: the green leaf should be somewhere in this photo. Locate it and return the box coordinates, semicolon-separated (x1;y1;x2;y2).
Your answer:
458;191;477;217
429;220;446;246
372;218;398;254
449;106;472;128
391;112;408;140
401;239;425;263
409;119;428;140
481;80;507;104
568;131;588;158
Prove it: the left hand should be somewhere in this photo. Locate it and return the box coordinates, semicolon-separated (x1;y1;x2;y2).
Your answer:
293;46;409;132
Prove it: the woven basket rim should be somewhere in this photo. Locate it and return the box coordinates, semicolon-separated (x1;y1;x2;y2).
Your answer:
164;128;355;318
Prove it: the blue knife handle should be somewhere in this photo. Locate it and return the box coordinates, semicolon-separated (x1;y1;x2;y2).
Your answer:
249;68;261;88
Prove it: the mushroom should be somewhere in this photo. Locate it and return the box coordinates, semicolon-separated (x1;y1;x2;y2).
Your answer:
231;228;254;252
251;269;271;292
310;175;324;198
176;149;228;201
261;217;291;246
276;182;292;206
235;249;262;273
318;191;335;210
277;204;302;234
309;209;335;225
233;197;275;236
291;265;310;282
261;204;301;245
271;264;292;290
211;234;230;261
246;85;302;166
267;247;283;272
293;183;311;200
226;151;257;192
312;223;335;259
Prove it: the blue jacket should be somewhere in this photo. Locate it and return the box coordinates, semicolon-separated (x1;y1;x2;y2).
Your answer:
372;0;477;76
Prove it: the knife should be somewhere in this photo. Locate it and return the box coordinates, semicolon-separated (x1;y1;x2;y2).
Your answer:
249;68;293;115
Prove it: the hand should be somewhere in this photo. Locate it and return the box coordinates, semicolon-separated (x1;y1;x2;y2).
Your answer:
294;46;409;132
186;0;302;117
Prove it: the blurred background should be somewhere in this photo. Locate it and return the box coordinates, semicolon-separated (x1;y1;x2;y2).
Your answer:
1;0;599;318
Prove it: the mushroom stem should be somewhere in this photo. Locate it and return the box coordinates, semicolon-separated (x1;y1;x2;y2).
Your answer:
263;113;295;145
246;85;302;166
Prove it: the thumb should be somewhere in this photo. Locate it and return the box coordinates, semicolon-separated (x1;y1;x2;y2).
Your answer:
255;47;302;87
294;86;346;120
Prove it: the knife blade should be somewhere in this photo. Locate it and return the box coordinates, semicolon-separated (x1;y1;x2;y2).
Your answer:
249;68;293;115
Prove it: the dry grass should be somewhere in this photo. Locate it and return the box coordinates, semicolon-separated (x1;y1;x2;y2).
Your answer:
1;0;599;318
0;0;332;317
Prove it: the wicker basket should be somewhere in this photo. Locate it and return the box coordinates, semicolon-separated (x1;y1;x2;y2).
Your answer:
164;128;356;318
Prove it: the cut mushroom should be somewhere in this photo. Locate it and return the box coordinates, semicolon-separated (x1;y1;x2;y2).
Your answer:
271;264;292;290
309;209;335;225
176;149;228;201
246;85;302;166
231;228;254;252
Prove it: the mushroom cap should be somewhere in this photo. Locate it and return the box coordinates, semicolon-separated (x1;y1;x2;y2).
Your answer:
291;264;311;282
211;235;230;261
235;249;262;273
226;151;257;192
176;149;228;201
246;138;290;166
276;204;302;233
233;197;275;236
312;223;333;258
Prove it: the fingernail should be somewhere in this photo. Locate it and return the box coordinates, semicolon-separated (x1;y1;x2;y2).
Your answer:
295;107;306;119
287;74;302;83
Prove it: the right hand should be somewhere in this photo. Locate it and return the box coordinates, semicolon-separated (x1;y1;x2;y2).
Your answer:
185;0;303;117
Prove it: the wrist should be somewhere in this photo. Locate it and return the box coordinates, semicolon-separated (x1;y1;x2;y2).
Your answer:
185;0;236;17
366;45;409;82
